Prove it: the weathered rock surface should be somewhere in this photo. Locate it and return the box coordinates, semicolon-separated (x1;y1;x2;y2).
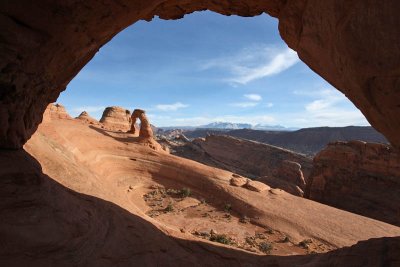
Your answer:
99;106;131;131
76;111;99;125
276;160;306;190
229;175;247;187
42;103;72;122
245;180;271;193
129;109;153;138
307;141;400;226
261;176;304;197
194;135;312;194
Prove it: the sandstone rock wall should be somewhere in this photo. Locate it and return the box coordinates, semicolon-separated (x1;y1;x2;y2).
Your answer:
194;135;312;196
99;106;131;131
307;141;400;226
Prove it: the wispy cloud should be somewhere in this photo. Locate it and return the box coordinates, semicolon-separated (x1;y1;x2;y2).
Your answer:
155;102;189;111
230;102;259;108
266;102;274;108
244;94;262;101
293;87;369;127
71;106;106;114
200;45;300;85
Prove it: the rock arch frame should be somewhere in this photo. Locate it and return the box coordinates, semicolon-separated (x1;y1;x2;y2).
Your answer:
0;0;399;149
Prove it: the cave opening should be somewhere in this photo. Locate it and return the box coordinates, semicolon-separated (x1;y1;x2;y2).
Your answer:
1;1;400;265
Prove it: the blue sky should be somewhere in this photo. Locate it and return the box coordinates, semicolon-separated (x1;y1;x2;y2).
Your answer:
58;11;369;128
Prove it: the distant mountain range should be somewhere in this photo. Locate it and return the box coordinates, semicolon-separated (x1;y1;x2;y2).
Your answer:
159;122;297;131
181;126;388;156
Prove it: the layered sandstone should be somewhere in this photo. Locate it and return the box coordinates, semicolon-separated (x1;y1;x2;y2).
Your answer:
307;141;400;226
192;135;312;196
99;106;131;131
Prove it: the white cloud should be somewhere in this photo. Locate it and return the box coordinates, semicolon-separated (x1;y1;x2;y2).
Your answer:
290;87;370;127
266;102;274;108
201;45;300;85
155;102;189;111
244;94;262;101
230;102;259;108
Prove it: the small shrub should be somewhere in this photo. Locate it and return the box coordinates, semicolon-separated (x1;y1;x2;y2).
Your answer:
165;203;174;212
239;215;250;224
223;203;232;212
210;234;231;245
299;239;313;249
282;236;290;243
180;187;191;198
259;242;273;254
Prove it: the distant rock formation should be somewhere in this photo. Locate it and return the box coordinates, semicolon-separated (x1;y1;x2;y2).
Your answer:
42;103;72;122
76;111;99;125
100;106;131;131
129;109;153;138
307;141;400;226
184;126;388;156
193;135;312;196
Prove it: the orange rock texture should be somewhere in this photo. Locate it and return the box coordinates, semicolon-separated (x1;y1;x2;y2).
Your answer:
307;141;400;226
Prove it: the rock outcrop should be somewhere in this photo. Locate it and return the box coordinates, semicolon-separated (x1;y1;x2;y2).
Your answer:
307;141;400;226
129;109;153;138
194;135;312;195
99;106;131;131
76;111;99;125
42;103;71;122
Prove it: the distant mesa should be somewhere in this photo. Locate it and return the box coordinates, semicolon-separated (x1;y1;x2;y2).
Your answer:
100;106;132;131
76;111;99;125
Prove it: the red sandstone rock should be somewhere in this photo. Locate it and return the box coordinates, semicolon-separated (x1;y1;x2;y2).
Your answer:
275;160;306;190
76;111;99;125
42;103;72;122
129;109;153;138
307;141;400;226
99;106;131;131
245;180;271;193
229;175;247;187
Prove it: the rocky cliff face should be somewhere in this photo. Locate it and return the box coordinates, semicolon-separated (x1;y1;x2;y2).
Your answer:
99;106;131;131
193;135;312;196
307;141;400;226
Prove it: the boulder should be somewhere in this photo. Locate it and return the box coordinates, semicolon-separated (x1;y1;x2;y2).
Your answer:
245;180;271;193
